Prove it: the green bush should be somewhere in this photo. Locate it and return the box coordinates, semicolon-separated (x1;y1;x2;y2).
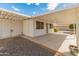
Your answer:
54;28;59;32
69;24;76;31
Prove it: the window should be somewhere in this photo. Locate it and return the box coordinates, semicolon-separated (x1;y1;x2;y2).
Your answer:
50;24;53;29
36;21;44;29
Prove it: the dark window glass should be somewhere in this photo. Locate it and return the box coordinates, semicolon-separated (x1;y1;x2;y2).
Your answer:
36;21;44;29
50;24;53;29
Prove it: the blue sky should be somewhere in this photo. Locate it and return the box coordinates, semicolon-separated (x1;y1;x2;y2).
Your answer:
0;3;76;16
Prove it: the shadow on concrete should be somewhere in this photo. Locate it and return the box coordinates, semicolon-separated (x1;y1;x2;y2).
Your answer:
0;37;57;56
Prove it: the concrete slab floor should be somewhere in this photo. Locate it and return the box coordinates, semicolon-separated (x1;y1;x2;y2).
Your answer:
0;37;57;56
22;33;77;55
0;33;76;56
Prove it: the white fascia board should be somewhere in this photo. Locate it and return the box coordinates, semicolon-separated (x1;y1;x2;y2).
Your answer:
0;8;31;18
0;4;79;18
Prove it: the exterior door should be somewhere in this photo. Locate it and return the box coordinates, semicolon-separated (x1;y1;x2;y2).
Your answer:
46;23;48;33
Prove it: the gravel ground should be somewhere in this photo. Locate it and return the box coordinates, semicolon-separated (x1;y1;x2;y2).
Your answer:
0;37;56;56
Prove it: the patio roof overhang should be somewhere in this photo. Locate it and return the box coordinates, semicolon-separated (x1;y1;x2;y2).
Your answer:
0;4;78;24
0;8;31;20
33;5;77;25
31;4;79;25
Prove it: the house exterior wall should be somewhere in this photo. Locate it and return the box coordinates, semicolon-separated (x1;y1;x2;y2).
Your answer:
23;18;53;37
33;19;47;36
0;19;23;39
33;18;53;37
32;8;76;37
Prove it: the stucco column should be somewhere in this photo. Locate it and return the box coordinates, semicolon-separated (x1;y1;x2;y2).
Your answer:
75;7;79;47
76;23;79;47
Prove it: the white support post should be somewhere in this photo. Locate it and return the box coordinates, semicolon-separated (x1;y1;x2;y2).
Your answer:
76;23;79;47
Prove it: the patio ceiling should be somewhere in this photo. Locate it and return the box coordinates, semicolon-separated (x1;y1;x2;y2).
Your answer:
34;7;76;25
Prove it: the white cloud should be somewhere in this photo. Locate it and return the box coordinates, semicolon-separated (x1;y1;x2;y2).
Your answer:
12;6;21;12
26;3;32;5
47;3;58;10
33;11;36;15
35;3;40;6
26;3;40;6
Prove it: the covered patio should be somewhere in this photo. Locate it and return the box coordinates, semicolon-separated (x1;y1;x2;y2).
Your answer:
0;5;78;56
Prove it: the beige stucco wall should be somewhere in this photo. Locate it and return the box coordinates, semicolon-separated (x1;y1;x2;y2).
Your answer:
23;17;54;37
30;8;77;37
33;18;47;36
0;19;23;39
33;18;53;37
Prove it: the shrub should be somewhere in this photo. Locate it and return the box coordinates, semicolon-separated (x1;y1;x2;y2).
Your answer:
54;28;59;32
69;24;76;31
